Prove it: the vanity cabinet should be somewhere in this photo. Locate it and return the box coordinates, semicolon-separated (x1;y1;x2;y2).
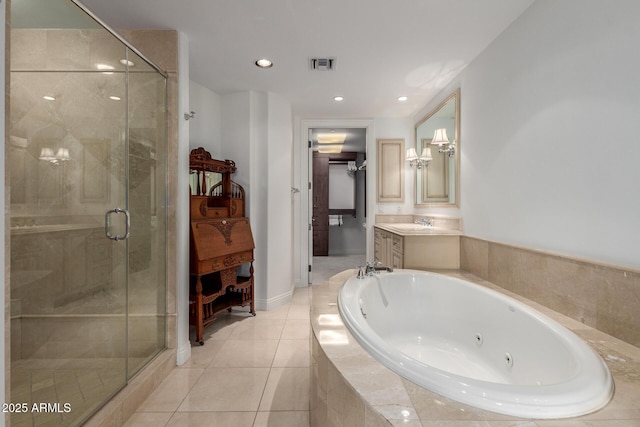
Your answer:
374;228;404;269
374;225;460;270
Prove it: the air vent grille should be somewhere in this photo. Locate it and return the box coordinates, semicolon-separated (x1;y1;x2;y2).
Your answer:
310;57;336;71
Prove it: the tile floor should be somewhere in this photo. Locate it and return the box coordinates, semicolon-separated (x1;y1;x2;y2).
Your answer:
125;254;364;427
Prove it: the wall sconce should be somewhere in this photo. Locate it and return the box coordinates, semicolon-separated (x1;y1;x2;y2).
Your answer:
431;128;455;157
406;147;432;169
39;147;70;165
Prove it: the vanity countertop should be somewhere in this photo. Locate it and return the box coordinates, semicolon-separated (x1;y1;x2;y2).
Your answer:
374;223;462;236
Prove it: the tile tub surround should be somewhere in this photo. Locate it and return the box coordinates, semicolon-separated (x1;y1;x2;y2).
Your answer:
310;270;640;426
461;236;640;349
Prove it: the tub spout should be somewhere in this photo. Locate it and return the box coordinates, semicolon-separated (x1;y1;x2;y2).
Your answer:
365;261;393;275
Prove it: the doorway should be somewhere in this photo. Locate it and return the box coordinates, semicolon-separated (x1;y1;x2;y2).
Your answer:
306;125;370;284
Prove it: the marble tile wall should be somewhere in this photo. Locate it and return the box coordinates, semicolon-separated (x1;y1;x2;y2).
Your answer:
9;25;173;354
461;236;640;348
310;333;394;427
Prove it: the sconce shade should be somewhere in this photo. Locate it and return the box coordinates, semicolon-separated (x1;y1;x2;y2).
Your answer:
421;147;433;161
39;147;55;160
56;147;70;160
406;147;418;161
431;128;449;146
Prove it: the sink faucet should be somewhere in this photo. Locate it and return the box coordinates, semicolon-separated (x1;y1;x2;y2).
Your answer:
414;218;433;227
357;261;393;279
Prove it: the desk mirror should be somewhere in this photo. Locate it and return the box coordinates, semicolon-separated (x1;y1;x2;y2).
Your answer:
415;89;460;207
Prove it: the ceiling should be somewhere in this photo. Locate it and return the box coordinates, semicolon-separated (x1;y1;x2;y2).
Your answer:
79;0;534;119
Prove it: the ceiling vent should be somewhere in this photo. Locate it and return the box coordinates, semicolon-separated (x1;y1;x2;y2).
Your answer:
310;57;336;71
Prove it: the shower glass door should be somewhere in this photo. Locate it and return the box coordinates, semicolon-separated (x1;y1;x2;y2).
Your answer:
126;48;167;377
9;1;167;425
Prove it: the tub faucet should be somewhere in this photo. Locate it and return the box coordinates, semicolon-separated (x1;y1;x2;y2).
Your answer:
414;218;433;227
365;261;393;275
356;265;367;279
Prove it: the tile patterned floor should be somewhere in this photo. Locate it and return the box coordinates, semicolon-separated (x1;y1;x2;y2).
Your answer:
126;255;364;427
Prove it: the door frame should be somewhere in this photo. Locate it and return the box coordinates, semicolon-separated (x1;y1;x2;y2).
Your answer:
296;119;374;286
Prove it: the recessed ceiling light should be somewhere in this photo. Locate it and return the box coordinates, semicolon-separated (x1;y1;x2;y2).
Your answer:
398;96;408;102
333;96;344;102
255;58;273;68
109;96;121;101
43;95;55;101
119;59;135;67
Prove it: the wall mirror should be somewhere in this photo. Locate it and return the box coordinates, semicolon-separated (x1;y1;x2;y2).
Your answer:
414;89;460;207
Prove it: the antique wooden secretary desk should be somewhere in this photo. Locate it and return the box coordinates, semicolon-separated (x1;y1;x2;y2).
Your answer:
189;147;255;345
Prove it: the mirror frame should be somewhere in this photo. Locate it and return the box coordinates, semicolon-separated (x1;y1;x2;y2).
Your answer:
414;88;460;208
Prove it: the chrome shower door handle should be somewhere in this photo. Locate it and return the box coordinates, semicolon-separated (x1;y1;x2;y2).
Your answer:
121;208;131;240
105;208;131;241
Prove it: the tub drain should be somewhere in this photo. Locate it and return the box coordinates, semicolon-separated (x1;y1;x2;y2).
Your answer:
504;352;514;368
474;333;483;346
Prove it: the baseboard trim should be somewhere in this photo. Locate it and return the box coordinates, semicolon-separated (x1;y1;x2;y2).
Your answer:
176;340;192;366
254;288;294;311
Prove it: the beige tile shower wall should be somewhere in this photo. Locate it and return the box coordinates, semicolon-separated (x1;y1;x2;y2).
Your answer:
9;27;178;348
461;236;640;348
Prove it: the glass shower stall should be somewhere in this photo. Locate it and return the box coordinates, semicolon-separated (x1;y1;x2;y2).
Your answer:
9;0;167;425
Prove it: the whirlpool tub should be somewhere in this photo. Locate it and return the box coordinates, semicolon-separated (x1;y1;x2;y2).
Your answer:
337;270;614;419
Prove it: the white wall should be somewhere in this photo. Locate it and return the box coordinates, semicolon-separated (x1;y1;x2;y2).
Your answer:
220;92;252;190
266;93;294;303
221;91;294;308
249;92;268;306
459;0;640;268
188;80;221;156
